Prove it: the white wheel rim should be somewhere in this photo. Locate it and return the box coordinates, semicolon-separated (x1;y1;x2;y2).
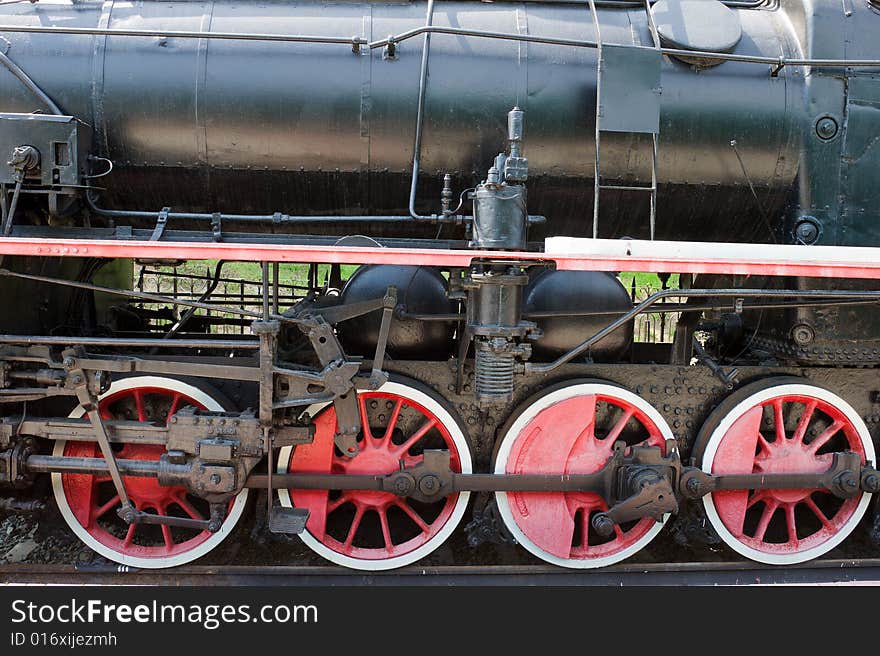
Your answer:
494;382;673;569
52;376;249;569
701;383;874;565
278;380;472;571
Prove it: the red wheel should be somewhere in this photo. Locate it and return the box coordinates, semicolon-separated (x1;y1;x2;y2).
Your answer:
278;379;472;570
696;379;875;564
52;377;248;568
493;381;673;568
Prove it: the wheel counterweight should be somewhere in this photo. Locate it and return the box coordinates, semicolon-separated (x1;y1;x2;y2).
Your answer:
493;380;673;569
696;379;875;565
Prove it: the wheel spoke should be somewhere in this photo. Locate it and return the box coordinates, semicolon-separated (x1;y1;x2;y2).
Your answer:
122;522;136;547
161;524;174;550
604;408;634;445
357;395;372;445
343;505;366;550
792;400;818;443
804;496;833;530
394;418;438;456
165;393;183;424
93;495;121;520
579;509;591;548
753;499;779;542
327;493;352;515
807;419;844;454
381;400;404;448
133;390;147;422
396;500;430;533
784;503;798;546
772;399;785;442
174;495;206;521
746;490;765;509
378;508;393;552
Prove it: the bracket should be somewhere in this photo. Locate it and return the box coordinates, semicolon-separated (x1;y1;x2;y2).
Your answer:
149;207;170;242
211;213;223;242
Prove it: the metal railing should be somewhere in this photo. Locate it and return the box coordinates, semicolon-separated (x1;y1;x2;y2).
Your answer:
132;263;314;335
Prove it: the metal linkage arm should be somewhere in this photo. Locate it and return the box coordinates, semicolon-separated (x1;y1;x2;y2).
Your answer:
679;453;879;500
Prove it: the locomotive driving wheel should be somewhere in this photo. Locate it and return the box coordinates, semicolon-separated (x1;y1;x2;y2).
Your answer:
277;378;472;570
493;380;673;568
695;377;875;565
51;377;249;569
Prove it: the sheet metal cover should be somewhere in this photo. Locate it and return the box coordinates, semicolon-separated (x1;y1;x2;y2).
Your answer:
599;44;661;134
651;0;742;53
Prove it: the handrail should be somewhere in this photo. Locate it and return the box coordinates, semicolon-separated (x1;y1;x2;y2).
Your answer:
0;23;876;68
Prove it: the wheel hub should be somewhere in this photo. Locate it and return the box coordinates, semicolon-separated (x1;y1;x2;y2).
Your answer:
754;439;830;503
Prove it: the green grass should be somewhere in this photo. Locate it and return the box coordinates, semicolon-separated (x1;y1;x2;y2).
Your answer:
150;260;359;288
617;272;680;297
159;260;679;294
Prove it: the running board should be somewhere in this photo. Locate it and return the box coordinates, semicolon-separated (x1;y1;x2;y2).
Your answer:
4;235;880;280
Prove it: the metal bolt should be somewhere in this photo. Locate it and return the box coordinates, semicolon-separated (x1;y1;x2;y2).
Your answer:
393;476;412;495
591;514;615;537
210;474;221;484
62;357;75;369
792;324;815;347
815;116;838;140
795;220;820;245
686;477;701;495
863;474;879;492
419;475;440;496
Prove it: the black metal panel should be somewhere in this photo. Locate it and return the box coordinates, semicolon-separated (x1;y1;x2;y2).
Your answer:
0;0;803;242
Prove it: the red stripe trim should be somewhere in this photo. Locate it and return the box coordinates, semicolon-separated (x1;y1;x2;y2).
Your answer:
1;237;879;279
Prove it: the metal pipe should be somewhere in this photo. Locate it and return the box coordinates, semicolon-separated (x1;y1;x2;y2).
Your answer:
0;183;7;229
272;262;279;315
261;262;270;321
0;23;876;69
589;0;602;240
1;178;22;237
25;454;159;476
84;194;417;224
0;24;367;46
408;0;437;222
0;334;259;349
401;296;880;322
0;49;62;115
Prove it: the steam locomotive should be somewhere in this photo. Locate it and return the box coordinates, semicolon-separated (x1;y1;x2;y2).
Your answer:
0;0;879;572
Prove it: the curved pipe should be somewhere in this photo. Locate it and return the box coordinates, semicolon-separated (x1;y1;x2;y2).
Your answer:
0;49;62;115
408;0;437;221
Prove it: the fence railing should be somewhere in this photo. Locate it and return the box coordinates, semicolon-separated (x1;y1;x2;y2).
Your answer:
133;264;682;344
134;263;311;335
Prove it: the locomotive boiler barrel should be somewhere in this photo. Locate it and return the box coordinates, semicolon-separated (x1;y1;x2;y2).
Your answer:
0;0;804;239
